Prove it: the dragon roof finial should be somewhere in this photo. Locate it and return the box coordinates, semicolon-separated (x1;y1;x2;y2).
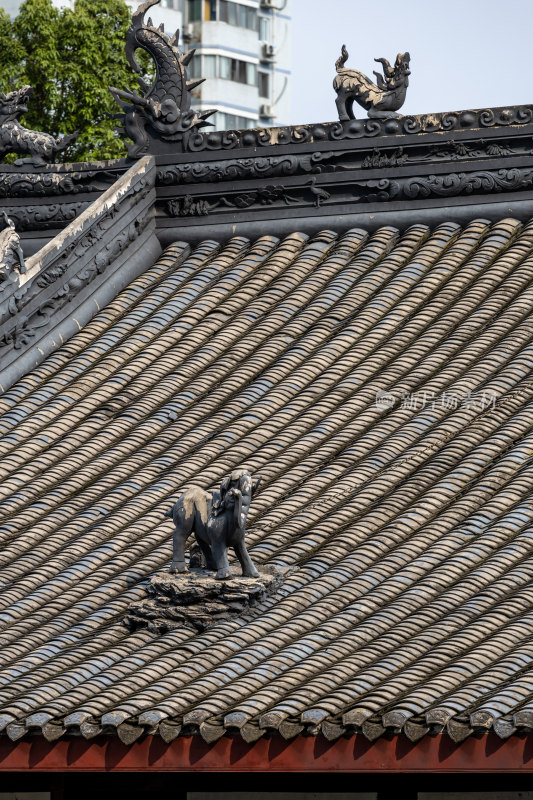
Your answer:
333;45;411;121
110;0;215;158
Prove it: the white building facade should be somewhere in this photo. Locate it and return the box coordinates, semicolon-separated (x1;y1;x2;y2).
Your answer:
184;0;291;130
1;0;291;131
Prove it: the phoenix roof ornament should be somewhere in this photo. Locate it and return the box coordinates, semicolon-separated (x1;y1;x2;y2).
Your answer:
110;0;216;158
333;45;411;121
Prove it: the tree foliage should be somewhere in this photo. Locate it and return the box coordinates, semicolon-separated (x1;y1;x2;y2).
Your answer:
0;0;153;161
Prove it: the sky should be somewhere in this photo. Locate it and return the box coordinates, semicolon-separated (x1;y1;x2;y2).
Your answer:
288;0;533;126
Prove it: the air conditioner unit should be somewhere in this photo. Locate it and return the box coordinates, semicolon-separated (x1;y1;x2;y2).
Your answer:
182;23;193;41
261;43;276;61
260;0;275;8
259;104;273;117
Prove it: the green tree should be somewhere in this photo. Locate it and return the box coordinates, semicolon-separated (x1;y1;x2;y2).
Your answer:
0;8;26;88
0;0;153;161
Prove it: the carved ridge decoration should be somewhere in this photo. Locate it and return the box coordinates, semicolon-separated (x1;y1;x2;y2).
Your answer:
163;136;533;186
161;165;533;220
361;147;409;168
6;203;90;231
0;134;526;212
157;152;337;185
357;167;533;202
156;138;533;195
166;184;302;217
1;211;151;351
12;175;150;301
359;138;529;168
0;156;155;354
421;140;516;161
185;107;533;152
0;163;128;199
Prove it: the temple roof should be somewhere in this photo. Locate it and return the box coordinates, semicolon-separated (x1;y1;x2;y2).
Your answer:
1;215;533;745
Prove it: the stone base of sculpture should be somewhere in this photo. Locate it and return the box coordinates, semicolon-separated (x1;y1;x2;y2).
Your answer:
124;564;286;634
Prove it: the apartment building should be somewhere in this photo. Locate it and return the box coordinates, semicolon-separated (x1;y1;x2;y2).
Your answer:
184;0;291;130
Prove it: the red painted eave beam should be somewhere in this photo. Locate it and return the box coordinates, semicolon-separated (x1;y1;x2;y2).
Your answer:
0;733;531;772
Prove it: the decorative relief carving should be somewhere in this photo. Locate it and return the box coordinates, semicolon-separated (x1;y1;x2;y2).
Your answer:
357;167;533;202
0;210;150;350
421;139;519;162
329;108;533;141
0;316;40;349
333;45;410;121
484;141;515;156
157;152;336;185
358;138;530;171
158;137;529;202
0;168;121;199
163;164;533;224
167;196;210;216
31;177;150;292
230;185;300;208
361;146;408;168
6;203;89;231
166;184;301;217
306;177;330;207
0;86;77;165
0;158;154;361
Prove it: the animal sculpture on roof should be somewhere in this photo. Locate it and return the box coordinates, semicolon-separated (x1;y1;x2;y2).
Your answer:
166;468;262;581
109;0;215;158
333;45;411;121
0;86;77;166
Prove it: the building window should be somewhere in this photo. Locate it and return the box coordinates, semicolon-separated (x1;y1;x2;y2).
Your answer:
203;54;216;78
189;54;202;78
216;111;256;131
258;16;270;41
188;0;202;20
258;71;269;98
190;55;258;86
231;59;246;83
219;56;256;85
237;3;247;27
188;0;216;20
220;1;257;30
246;61;256;85
219;55;231;80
